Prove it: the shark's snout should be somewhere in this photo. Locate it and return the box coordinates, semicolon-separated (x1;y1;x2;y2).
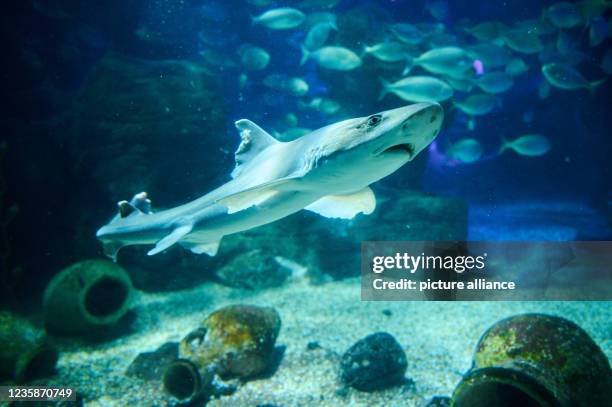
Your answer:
408;103;443;154
377;103;443;159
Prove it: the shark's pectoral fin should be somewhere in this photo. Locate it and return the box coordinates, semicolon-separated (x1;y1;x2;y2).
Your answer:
305;187;376;219
181;240;222;256
217;176;301;214
232;119;281;179
147;224;193;256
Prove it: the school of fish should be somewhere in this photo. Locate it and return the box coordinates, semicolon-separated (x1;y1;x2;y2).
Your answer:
191;0;611;163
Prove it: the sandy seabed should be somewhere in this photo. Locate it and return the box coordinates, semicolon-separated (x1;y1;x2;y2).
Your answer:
54;278;612;406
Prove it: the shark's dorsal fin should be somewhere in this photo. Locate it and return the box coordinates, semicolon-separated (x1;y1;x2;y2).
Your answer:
147;224;193;256
131;192;152;214
232;119;280;179
117;200;136;218
116;192;152;219
305;187;376;219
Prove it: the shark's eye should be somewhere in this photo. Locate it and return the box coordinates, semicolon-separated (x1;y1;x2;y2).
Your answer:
367;114;382;127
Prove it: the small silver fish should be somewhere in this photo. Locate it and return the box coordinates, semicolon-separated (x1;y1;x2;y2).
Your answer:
379;76;453;103
542;63;606;92
476;72;514;94
499;135;551;157
453;94;496;116
503;28;543;54
301;46;362;70
238;45;270;70
447;139;483;163
505;58;529;77
389;23;425;45
363;42;408;62
304;22;337;51
545;2;583;29
404;46;473;78
252;8;306;30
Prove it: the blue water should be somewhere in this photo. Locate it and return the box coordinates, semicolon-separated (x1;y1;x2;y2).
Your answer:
3;0;612;299
2;2;611;405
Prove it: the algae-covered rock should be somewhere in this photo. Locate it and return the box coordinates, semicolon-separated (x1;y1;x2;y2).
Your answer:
453;313;612;407
163;305;281;402
180;304;281;379
0;312;58;383
43;259;133;336
340;331;408;392
216;250;291;290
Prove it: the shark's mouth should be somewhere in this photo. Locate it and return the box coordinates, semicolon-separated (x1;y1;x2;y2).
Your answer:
382;143;415;156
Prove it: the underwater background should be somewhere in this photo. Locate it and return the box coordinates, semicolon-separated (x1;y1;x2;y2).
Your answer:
1;0;611;406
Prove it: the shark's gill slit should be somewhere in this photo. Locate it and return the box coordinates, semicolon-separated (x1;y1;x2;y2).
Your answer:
384;143;414;156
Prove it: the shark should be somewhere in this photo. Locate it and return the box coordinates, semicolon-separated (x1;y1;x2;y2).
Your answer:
96;102;443;259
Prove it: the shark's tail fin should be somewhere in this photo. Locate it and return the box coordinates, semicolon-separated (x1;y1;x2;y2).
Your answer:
97;191;153;260
300;45;310;65
378;78;391;101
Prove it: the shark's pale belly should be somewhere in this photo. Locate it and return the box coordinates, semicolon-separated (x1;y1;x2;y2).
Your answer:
183;191;321;244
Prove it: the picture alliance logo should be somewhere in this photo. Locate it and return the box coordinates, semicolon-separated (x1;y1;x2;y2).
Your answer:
371;252;488;274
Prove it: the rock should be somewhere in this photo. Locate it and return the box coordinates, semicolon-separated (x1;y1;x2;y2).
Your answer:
340;332;407;392
452;313;612;407
216;250;291;290
178;304;281;379
163;357;215;403
126;342;178;381
419;396;451;407
0;312;58;383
